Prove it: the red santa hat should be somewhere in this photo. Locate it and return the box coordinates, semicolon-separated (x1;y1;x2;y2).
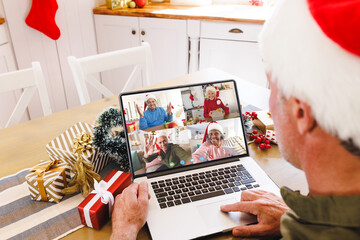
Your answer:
202;122;224;143
259;0;360;149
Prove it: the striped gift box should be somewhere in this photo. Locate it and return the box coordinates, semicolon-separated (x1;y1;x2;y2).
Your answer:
46;122;111;173
25;160;71;203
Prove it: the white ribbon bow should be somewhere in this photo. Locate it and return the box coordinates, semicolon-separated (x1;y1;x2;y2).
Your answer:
91;179;115;215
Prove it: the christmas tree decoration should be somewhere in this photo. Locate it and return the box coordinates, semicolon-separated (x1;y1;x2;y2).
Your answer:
93;107;129;172
242;112;257;132
25;0;61;40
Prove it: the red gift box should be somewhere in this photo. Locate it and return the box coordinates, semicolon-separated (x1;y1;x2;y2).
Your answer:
78;170;131;230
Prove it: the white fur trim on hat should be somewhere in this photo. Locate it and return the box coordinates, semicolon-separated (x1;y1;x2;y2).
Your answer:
205;86;216;97
259;0;360;148
208;122;224;135
145;94;156;103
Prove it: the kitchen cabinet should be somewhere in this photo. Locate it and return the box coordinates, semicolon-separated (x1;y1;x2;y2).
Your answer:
199;21;267;88
0;23;27;128
94;15;189;92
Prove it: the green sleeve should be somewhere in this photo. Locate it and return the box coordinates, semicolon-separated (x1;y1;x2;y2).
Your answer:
143;153;158;163
173;145;190;161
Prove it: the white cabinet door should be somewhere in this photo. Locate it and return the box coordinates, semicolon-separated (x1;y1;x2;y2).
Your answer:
139;17;188;85
95;15;141;93
199;37;267;88
94;15;189;91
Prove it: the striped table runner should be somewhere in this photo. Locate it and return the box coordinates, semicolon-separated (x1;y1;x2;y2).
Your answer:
0;162;120;240
0;169;83;240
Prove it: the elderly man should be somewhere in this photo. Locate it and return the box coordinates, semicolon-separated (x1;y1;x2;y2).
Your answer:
136;94;173;130
111;0;360;239
143;134;191;171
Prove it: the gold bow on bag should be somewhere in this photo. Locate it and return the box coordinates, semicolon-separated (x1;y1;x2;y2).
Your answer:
30;160;67;201
62;132;101;197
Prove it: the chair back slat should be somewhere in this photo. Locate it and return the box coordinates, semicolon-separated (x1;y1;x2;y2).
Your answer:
68;42;154;105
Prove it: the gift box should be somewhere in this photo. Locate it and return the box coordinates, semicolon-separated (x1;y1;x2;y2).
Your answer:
126;122;138;133
210;109;225;121
78;170;131;230
46;122;111;173
253;111;274;133
26;160;71;203
106;0;127;9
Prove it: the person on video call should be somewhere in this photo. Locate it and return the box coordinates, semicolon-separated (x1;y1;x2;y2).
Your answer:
110;0;360;239
203;86;229;118
143;134;191;171
136;94;173;130
192;122;232;163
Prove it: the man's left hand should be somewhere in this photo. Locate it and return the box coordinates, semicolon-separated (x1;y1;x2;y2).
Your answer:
110;182;150;240
221;189;289;238
167;102;173;115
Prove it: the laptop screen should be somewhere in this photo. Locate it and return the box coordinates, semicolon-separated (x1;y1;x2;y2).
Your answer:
119;80;249;178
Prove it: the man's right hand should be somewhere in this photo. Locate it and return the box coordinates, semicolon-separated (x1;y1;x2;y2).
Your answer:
221;189;289;237
144;135;157;158
136;104;144;118
110;182;150;240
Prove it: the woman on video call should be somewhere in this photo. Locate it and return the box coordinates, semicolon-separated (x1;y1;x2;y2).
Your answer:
192;122;232;163
203;86;229;118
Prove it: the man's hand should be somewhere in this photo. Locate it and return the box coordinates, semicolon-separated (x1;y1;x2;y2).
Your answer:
221;190;289;238
136;104;144;118
144;135;157;158
166;102;173;116
110;182;150;240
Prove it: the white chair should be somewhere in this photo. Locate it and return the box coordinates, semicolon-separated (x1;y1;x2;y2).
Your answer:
0;62;52;128
68;42;154;105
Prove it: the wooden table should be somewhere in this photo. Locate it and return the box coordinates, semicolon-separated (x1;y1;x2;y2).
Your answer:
0;68;308;239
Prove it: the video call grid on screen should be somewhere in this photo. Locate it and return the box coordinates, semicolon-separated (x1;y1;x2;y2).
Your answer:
119;80;249;178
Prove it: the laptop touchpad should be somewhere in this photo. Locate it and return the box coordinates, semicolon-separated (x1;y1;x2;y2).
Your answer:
197;198;257;230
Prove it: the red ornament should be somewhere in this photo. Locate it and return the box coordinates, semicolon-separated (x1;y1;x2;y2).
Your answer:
259;143;265;149
253;130;258;134
255;137;261;144
265;140;270;144
265;144;271;149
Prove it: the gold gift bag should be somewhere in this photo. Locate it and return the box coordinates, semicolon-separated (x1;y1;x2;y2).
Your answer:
26;160;71;203
46;122;111;173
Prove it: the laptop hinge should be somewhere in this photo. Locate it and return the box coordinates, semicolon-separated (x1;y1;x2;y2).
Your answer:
146;157;241;179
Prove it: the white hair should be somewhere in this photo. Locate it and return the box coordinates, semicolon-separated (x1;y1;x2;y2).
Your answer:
259;0;360;149
205;86;216;97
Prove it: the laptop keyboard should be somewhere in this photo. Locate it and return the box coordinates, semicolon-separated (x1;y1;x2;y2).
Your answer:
151;164;260;209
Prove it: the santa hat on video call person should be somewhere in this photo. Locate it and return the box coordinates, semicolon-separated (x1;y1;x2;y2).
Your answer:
143;94;157;111
259;0;360;150
202;122;224;143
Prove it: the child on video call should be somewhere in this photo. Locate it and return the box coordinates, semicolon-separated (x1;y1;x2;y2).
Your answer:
203;86;229;118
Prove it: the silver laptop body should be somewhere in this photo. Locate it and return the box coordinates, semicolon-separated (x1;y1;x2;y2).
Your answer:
119;80;279;240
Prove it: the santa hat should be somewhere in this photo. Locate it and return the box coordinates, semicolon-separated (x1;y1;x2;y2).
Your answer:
202;122;224;143
143;94;156;111
205;86;219;98
259;0;360;149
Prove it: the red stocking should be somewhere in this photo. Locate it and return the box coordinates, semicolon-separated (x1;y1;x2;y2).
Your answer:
25;0;61;40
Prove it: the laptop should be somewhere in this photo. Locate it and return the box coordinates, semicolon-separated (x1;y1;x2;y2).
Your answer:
119;80;280;240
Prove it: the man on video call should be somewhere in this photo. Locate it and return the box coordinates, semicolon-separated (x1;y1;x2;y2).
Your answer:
110;0;360;239
143;134;191;171
136;94;173;130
